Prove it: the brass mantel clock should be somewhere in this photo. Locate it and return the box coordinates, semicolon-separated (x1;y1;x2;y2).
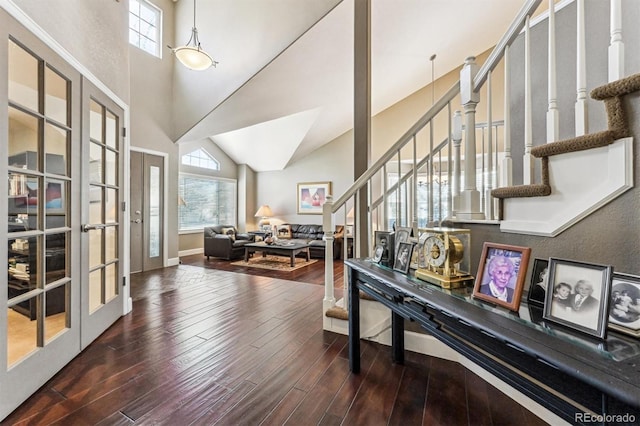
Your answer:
415;227;474;289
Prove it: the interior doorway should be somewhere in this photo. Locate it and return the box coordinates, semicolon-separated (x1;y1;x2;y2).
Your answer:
130;150;165;273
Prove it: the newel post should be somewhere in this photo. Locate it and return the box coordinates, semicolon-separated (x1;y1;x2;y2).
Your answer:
323;196;336;313
457;56;485;220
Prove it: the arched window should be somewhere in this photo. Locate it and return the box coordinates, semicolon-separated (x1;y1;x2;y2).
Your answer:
181;148;220;170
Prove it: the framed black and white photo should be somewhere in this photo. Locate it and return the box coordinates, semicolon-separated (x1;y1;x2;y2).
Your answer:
527;258;549;307
472;242;531;312
374;231;394;267
393;241;413;274
608;272;640;337
372;245;384;263
394;226;412;256
543;258;613;340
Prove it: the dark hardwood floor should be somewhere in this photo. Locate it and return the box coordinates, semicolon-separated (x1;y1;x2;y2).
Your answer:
3;254;547;425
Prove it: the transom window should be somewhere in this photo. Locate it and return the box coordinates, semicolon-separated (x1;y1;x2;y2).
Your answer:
129;0;162;58
181;148;220;170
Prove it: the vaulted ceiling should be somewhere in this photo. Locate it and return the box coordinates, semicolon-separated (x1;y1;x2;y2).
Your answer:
171;0;528;172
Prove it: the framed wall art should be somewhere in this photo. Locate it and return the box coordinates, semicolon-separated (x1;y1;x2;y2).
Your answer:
608;272;640;337
297;182;331;215
527;258;549;307
472;242;531;312
542;258;613;340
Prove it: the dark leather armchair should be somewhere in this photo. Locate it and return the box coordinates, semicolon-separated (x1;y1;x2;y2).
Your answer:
204;225;255;260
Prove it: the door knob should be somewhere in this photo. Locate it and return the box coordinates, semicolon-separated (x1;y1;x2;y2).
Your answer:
132;219;141;224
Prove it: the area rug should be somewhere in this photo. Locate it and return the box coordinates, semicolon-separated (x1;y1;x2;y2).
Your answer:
231;255;318;272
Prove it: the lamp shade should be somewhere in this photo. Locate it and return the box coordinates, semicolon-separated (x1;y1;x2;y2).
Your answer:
174;45;214;71
255;205;273;227
255;205;273;218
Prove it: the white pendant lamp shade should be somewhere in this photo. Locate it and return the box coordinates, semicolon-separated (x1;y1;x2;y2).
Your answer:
172;0;217;71
174;40;214;70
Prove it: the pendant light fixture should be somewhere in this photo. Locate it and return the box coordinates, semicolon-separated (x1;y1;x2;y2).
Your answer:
171;0;217;70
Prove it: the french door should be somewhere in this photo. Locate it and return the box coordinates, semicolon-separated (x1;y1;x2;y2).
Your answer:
80;80;125;347
0;16;82;418
0;10;125;419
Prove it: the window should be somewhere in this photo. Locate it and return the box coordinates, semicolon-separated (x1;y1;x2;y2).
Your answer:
179;174;236;231
181;148;220;170
129;0;162;57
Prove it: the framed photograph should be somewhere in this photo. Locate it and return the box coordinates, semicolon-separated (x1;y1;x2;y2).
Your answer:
394;226;412;255
374;231;394;267
261;224;272;233
297;182;331;215
372;245;384;263
472;242;531;312
393;242;413;274
608;272;640;337
408;237;419;270
527;258;549;307
276;224;292;239
345;225;353;237
542;258;613;340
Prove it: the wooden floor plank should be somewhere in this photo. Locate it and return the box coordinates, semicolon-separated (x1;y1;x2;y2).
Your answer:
3;257;547;425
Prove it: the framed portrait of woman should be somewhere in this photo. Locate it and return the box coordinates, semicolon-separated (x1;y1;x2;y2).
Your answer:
472;242;531;312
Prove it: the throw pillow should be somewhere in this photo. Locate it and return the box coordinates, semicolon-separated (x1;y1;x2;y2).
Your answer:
276;224;292;239
221;227;236;241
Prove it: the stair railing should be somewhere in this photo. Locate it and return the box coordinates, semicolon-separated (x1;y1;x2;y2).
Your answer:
322;0;555;321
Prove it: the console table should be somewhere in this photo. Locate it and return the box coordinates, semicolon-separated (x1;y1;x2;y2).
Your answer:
346;259;640;425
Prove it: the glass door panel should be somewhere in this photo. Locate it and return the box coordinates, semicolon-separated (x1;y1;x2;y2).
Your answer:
8;39;38;110
148;166;160;259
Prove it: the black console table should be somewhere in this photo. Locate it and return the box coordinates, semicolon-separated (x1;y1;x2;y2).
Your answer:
346;259;640;425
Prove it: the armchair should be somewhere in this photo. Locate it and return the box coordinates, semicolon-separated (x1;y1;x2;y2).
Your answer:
204;225;255;260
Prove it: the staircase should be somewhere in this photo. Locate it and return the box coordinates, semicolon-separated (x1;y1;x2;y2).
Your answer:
322;0;637;333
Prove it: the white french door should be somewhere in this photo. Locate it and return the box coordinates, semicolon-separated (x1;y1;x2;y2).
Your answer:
0;14;82;418
80;80;125;348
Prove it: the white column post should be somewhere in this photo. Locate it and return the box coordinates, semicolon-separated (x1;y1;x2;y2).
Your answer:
609;0;624;82
501;46;513;188
547;0;559;143
575;0;588;136
457;56;484;220
524;16;534;185
322;196;335;315
452;110;462;215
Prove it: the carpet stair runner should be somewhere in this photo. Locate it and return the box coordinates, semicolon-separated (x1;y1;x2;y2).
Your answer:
325;291;376;320
491;73;640;203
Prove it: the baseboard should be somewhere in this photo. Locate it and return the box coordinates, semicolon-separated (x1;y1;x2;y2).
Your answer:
179;248;204;257
166;257;180;267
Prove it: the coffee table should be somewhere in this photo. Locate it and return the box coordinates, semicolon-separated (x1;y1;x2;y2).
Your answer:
244;241;310;267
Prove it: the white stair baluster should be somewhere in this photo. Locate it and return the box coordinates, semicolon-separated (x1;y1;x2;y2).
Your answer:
575;0;588;136
609;0;624;81
547;0;559;143
501;46;513;188
524;15;534;185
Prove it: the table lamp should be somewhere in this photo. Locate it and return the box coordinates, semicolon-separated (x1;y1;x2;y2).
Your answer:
255;205;273;227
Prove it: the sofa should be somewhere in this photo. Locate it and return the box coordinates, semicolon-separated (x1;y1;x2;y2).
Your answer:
281;224;343;259
204;225;256;260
